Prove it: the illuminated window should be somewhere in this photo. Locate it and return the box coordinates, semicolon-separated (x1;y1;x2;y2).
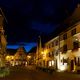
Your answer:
49;61;52;67
48;60;54;67
63;58;68;65
52;60;54;66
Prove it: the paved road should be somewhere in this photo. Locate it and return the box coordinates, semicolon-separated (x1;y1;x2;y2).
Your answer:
0;65;80;80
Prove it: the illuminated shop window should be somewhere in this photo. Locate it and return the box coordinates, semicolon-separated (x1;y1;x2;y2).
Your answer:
49;61;52;67
52;60;54;66
48;60;54;67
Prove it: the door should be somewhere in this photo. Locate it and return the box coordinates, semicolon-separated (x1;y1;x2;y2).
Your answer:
71;60;74;71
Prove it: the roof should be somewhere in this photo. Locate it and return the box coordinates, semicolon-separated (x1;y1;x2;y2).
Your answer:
28;46;37;53
46;4;80;43
7;49;17;55
17;46;27;53
63;4;80;27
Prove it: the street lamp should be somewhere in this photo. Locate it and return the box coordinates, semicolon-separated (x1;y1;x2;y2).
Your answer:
41;49;48;60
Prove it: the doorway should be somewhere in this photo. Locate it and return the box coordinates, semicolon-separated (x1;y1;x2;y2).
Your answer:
71;60;74;71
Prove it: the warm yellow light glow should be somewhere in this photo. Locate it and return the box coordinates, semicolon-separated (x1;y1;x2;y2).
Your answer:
60;65;66;71
41;51;44;54
44;49;48;54
6;56;9;59
10;61;15;66
6;56;14;61
27;56;31;59
59;63;67;71
49;61;52;67
52;60;54;66
11;56;14;59
75;39;78;41
41;49;48;59
25;62;27;66
6;56;10;61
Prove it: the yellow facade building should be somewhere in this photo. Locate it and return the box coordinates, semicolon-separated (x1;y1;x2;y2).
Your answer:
0;14;7;67
6;46;27;66
45;36;59;69
35;4;80;72
44;21;80;72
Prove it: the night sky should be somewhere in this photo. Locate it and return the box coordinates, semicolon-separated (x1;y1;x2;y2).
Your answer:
0;0;79;52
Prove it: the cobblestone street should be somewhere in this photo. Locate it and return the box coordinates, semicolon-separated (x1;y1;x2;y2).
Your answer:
0;66;80;80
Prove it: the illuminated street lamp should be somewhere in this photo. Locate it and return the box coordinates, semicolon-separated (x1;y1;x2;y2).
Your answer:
41;49;47;60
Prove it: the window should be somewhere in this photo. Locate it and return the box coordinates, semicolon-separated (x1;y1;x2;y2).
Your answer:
71;28;76;36
74;57;76;65
46;46;48;49
49;61;52;67
55;40;58;46
63;33;67;40
48;52;52;57
48;53;50;57
78;57;80;66
48;44;50;48
52;51;54;57
63;45;67;52
55;51;58;56
73;41;79;49
52;42;54;47
19;53;22;56
47;45;49;49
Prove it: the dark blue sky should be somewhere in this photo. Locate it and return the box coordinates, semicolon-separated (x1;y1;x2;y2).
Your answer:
0;0;79;52
7;42;37;52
